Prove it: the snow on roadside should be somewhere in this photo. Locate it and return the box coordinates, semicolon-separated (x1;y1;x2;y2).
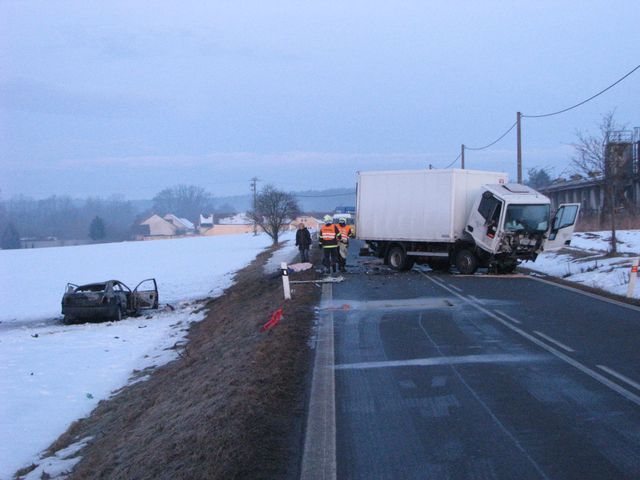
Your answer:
263;232;299;274
524;229;640;298
0;234;272;324
0;233;274;478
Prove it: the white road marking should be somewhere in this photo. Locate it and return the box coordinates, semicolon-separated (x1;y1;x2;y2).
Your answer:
468;295;482;303
533;331;575;352
417;313;550;479
418;270;640;407
447;284;463;293
597;365;640;391
334;353;548;370
321;297;453;311
494;309;522;324
301;283;336;480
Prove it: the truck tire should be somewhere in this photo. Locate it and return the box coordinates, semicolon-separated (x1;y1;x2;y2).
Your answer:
455;249;478;275
387;245;413;271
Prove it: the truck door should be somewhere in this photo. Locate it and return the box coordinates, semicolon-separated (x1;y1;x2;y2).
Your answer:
543;203;580;251
133;278;159;310
467;192;503;253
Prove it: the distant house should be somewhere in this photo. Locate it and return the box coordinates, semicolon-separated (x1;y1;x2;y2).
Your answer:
204;213;256;236
163;214;195;233
199;214;214;228
138;214;178;238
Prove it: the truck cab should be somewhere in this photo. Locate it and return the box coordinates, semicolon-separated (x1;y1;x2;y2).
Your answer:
466;183;580;272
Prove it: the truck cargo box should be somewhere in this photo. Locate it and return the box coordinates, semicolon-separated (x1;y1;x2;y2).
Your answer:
356;169;508;243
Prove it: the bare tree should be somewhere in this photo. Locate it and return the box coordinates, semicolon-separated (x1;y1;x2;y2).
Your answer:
152;185;214;222
571;111;628;254
248;185;300;244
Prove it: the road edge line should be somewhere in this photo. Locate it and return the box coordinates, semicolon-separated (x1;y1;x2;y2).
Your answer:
300;283;336;480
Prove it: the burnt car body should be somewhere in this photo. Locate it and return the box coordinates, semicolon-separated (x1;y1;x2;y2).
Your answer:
61;279;159;323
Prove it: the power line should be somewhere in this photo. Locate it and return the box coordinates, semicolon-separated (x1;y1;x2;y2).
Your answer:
443;153;461;169
465;121;518;151
523;63;640;119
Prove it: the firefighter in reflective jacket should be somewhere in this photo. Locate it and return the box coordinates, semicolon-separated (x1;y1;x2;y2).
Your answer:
336;218;354;272
319;215;341;274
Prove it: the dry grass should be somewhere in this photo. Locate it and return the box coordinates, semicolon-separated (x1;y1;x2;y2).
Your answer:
27;245;320;480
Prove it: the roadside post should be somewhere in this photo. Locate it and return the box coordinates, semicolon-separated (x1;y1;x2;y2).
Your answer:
627;258;639;298
281;262;292;300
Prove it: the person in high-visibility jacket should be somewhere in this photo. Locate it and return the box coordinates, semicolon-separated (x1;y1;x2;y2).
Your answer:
319;215;341;274
336;218;355;272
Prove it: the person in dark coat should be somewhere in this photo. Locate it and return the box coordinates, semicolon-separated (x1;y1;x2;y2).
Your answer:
295;222;312;262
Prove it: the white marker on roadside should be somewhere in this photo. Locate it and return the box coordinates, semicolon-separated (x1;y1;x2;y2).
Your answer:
627;258;639;299
281;262;292;300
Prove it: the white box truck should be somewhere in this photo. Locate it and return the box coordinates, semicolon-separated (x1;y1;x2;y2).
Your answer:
356;169;580;274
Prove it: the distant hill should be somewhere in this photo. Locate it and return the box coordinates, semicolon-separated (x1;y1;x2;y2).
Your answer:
212;188;356;214
127;188;356;216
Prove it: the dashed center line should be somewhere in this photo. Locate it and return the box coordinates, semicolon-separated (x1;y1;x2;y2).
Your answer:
418;270;640;407
494;309;522;324
532;331;575;352
597;365;640;391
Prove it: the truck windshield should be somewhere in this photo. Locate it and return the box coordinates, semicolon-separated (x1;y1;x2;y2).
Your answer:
504;204;550;233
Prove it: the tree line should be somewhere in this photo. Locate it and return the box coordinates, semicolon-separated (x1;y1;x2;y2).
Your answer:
0;185;238;249
0;194;139;248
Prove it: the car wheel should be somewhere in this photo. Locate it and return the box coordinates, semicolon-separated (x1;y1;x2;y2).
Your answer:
455;249;478;275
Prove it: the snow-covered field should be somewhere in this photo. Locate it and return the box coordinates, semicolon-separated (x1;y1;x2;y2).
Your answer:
0;232;296;479
524;230;640;298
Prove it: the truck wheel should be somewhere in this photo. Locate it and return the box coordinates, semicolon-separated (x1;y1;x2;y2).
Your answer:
387;245;412;271
455;249;478;275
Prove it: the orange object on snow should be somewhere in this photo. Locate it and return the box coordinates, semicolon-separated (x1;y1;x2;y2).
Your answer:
261;308;283;332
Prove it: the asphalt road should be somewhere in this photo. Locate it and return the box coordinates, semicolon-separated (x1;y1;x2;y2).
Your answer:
302;245;640;480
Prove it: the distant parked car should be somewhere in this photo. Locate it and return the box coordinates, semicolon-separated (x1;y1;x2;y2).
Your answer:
61;279;159;323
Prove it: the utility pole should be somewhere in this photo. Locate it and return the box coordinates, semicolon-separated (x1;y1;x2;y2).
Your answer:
250;177;258;236
516;111;522;184
461;144;465;169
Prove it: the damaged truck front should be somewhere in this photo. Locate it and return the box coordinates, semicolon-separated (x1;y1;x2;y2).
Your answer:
356;169;579;274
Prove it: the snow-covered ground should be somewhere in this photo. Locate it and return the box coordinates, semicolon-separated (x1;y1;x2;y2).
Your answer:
524;230;640;298
0;232;294;479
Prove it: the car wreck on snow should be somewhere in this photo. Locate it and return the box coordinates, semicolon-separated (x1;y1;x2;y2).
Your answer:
61;279;159;323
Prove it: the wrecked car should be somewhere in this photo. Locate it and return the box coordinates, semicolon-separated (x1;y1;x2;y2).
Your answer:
61;279;159;323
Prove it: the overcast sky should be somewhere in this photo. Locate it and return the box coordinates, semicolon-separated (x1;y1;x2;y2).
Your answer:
1;1;639;199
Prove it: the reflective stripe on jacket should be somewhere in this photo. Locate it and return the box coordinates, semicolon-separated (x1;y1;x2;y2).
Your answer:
337;225;353;240
320;224;341;248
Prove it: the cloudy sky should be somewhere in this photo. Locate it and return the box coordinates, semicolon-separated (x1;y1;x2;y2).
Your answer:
1;1;639;199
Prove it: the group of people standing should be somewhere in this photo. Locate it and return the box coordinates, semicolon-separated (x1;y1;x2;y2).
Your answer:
295;215;355;274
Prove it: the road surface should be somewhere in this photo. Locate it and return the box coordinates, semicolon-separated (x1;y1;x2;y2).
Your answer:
302;248;640;480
